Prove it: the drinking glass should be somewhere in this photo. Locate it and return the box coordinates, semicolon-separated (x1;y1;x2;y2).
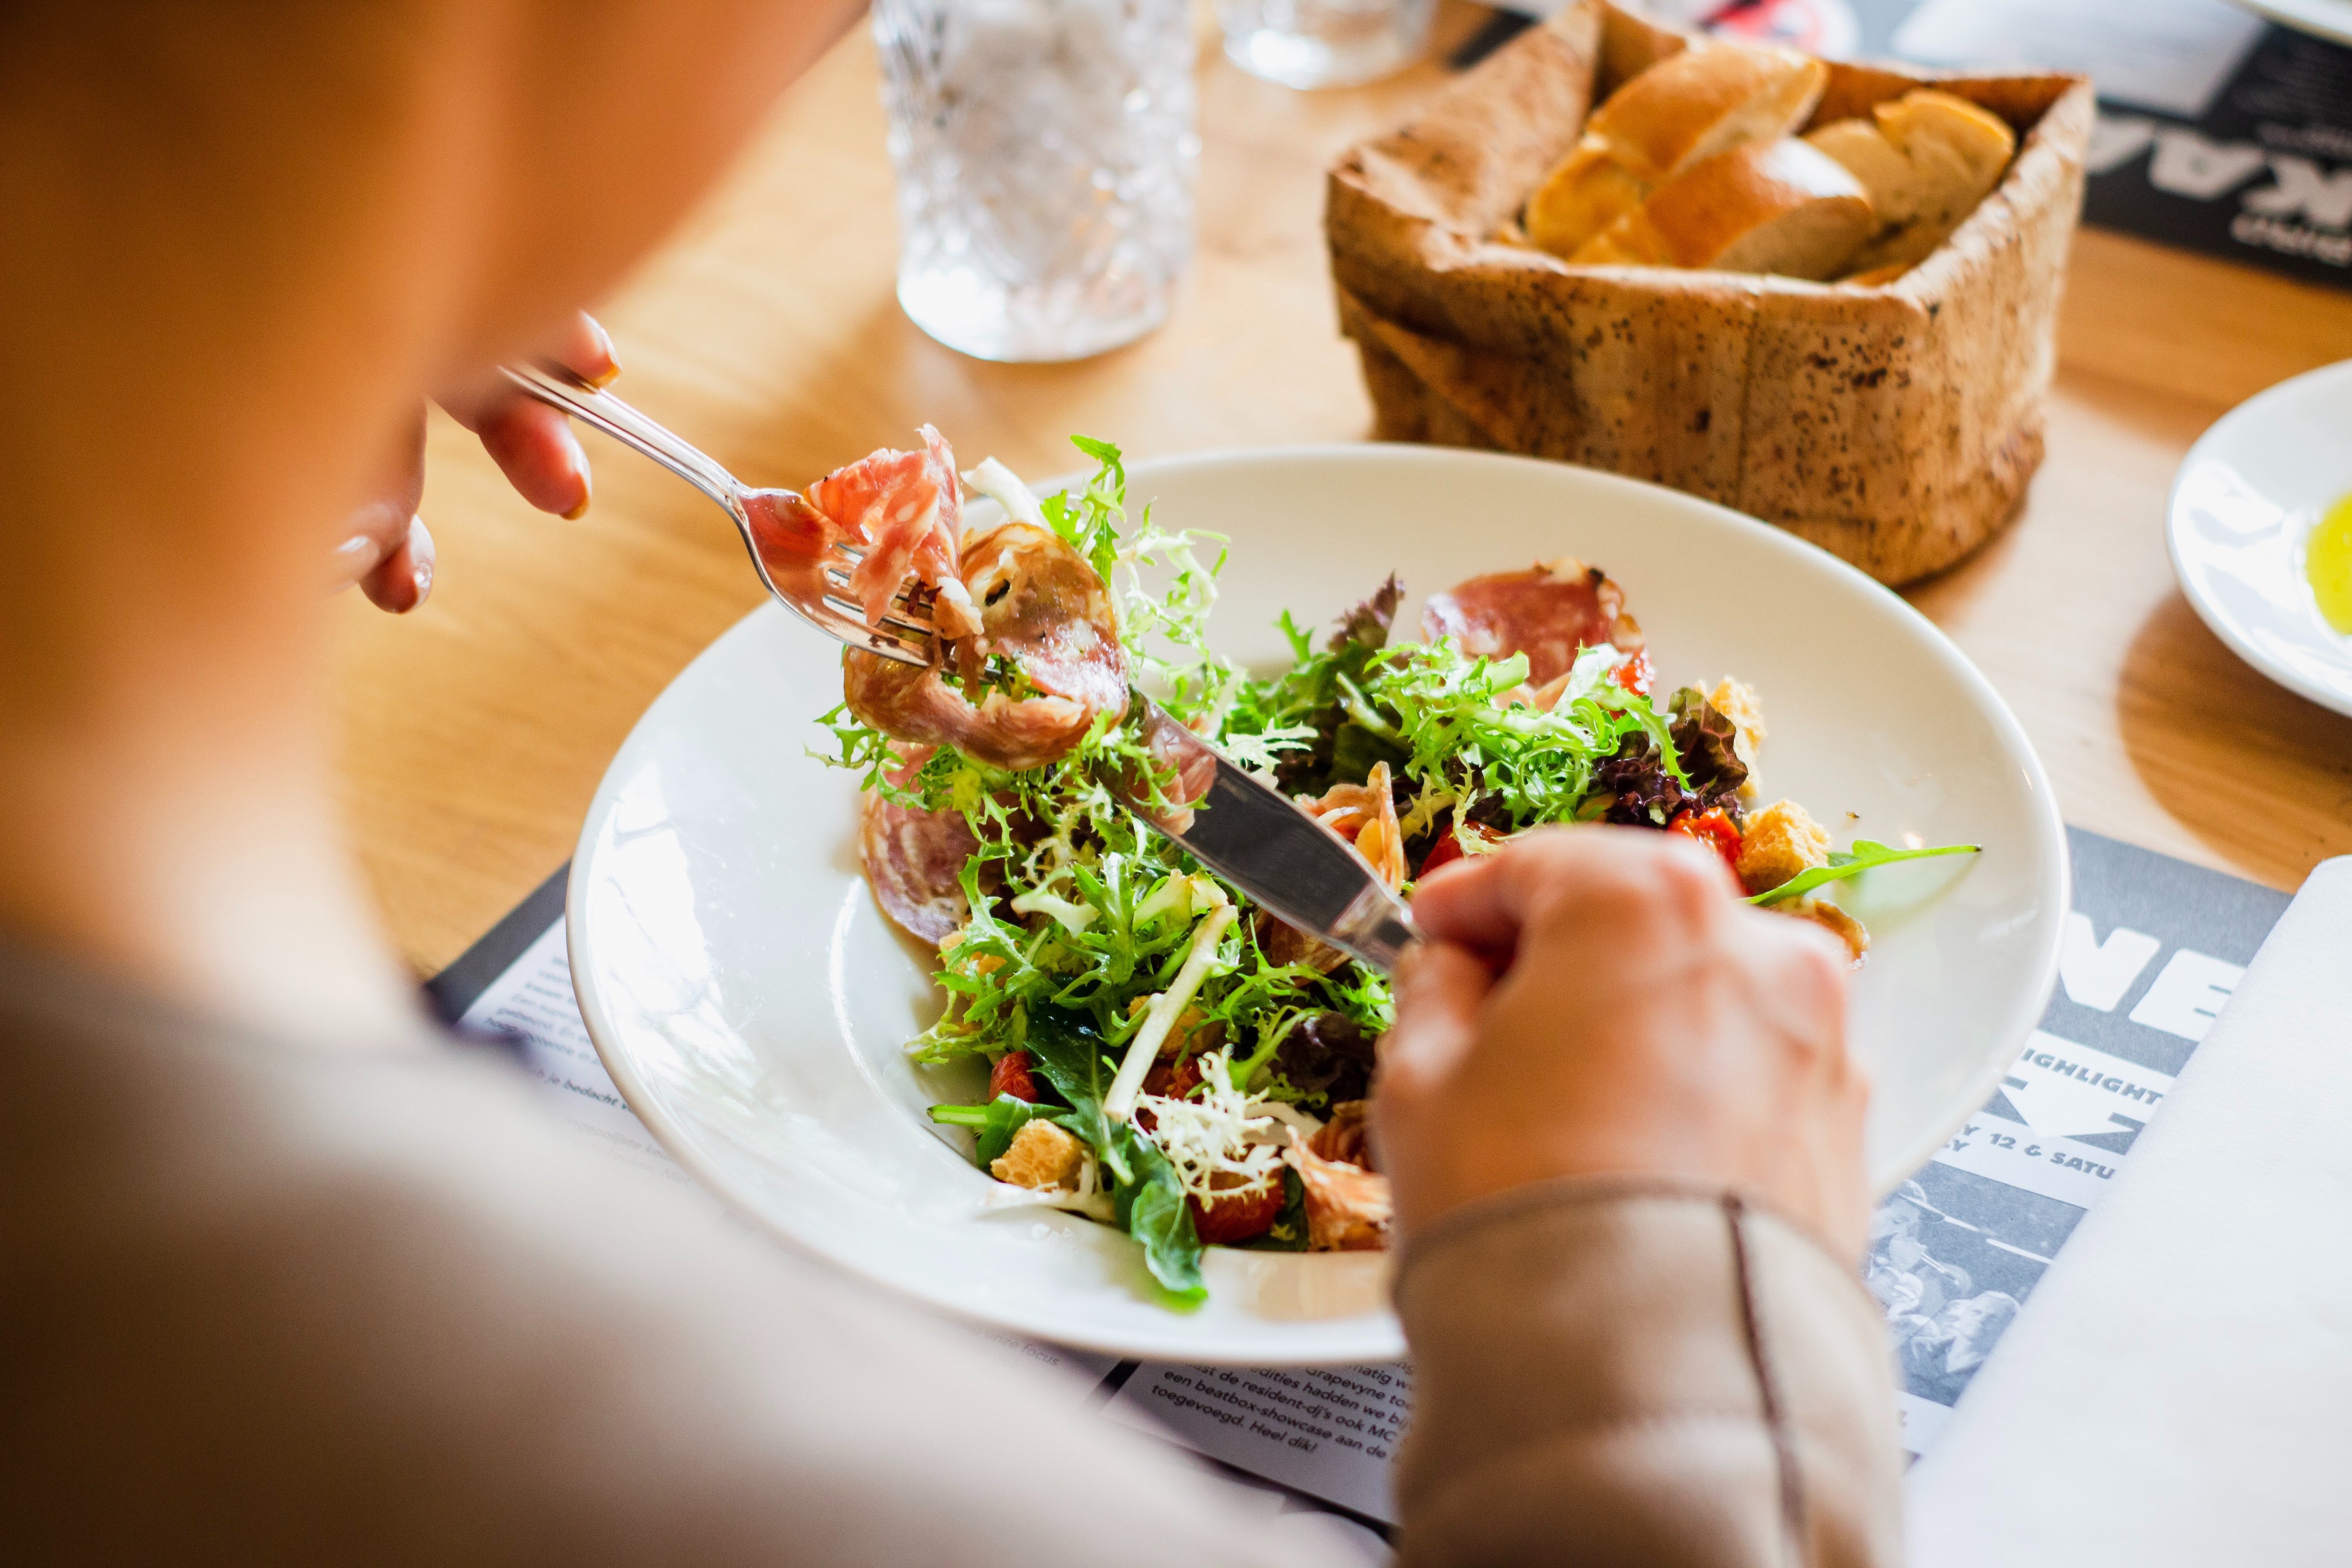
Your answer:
874;0;1199;363
1214;0;1436;89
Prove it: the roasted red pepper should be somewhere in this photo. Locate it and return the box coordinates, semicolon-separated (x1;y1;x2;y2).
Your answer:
1189;1177;1284;1245
988;1049;1038;1103
1667;806;1743;875
1419;828;1468;876
1612;648;1654;697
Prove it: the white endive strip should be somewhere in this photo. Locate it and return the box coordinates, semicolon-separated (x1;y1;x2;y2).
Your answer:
962;457;1049;530
1104;901;1237;1122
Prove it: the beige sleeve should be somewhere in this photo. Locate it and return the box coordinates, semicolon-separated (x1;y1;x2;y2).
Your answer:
1392;1178;1905;1568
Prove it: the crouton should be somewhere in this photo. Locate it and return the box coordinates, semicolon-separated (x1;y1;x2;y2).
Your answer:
990;1120;1086;1191
1736;798;1830;895
1772;896;1869;965
1707;677;1766;791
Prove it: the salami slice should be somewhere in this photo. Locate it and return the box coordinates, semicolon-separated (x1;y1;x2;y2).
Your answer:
844;520;1128;772
1421;557;1643;687
858;789;979;944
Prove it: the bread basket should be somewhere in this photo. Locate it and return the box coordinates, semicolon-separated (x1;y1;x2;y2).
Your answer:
1325;1;2094;585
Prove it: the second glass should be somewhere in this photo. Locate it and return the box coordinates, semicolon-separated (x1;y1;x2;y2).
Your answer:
1215;0;1436;90
875;0;1199;364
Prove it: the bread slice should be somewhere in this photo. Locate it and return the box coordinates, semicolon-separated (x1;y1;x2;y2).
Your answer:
1570;139;1873;279
1807;88;2017;274
1524;141;1654;257
1524;40;1827;258
1587;40;1828;182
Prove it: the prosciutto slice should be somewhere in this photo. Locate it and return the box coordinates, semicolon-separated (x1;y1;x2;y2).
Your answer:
843;519;1129;773
742;426;981;640
1421;557;1643;687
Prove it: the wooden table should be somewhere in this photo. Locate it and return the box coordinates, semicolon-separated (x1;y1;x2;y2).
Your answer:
332;5;2352;977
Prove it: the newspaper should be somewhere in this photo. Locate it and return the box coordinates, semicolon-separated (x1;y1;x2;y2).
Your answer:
444;826;2286;1527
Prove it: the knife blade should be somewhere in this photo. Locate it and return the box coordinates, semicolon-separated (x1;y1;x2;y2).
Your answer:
1114;697;1420;974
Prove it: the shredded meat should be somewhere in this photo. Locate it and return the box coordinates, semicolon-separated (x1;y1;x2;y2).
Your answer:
1300;760;1407;889
1421;556;1643;686
1257;762;1407;969
1308;1100;1377;1171
1286;1135;1392;1252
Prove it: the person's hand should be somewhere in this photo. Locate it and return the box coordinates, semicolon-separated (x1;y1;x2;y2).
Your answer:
332;313;620;612
1377;825;1871;1260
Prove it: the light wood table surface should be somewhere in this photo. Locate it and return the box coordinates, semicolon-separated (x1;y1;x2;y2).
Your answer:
332;5;2352;978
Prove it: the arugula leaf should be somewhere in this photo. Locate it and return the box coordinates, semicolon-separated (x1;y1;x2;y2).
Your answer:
1023;1006;1205;1301
926;1094;1068;1169
1111;1124;1207;1302
1234;1167;1309;1252
1023;1005;1128;1180
1749;840;1981;906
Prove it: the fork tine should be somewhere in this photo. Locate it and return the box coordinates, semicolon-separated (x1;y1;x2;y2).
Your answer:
821;594;934;638
820;561;930;601
804;598;932;665
817;569;936;622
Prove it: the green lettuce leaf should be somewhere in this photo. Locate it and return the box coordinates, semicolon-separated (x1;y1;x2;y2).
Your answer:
1749;840;1981;906
1111;1125;1207;1302
1022;1006;1128;1183
926;1094;1070;1169
1025;1005;1205;1301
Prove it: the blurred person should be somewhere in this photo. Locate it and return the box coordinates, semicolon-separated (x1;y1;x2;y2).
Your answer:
0;5;1903;1564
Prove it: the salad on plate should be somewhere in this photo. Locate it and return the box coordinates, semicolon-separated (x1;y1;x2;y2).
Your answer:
803;432;1974;1304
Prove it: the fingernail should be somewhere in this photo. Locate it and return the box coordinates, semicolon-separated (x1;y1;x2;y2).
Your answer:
403;515;435;610
586;319;621;387
561;453;593;520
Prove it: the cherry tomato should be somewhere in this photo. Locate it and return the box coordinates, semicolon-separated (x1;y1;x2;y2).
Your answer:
1667;806;1743;875
1419;827;1467;876
988;1049;1038;1103
1612;649;1654;697
1190;1177;1284;1245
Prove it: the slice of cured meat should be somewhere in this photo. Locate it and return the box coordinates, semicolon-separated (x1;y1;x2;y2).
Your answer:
858;788;979;944
742;427;980;640
844;520;1128;773
1285;1136;1392;1252
1421;556;1643;688
807;425;977;637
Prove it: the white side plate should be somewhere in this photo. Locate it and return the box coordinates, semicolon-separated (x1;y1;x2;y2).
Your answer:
2169;358;2352;720
568;445;2067;1364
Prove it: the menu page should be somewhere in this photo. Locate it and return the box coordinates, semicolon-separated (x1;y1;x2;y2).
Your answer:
443;826;2288;1531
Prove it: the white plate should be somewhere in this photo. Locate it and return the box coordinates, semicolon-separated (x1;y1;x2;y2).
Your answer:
2168;359;2352;720
2230;0;2352;46
568;445;2067;1365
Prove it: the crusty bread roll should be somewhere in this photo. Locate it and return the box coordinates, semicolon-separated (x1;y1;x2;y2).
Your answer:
1524;40;1827;258
1807;88;2016;274
1569;139;1873;279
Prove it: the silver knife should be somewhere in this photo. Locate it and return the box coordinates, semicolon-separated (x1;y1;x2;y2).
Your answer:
1118;697;1420;974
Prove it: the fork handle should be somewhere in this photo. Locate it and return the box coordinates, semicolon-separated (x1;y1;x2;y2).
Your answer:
499;363;746;514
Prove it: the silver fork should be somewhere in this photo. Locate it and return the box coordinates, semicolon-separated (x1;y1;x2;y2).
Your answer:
498;362;934;666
